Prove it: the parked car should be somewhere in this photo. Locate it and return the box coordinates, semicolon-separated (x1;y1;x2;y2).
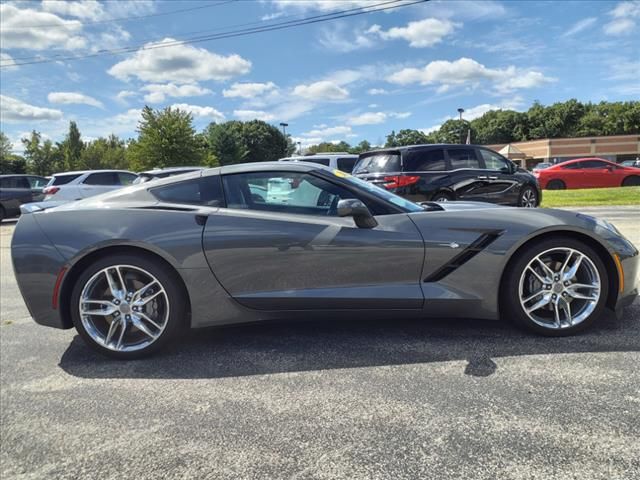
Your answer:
12;162;638;359
279;153;360;173
620;159;640;168
43;170;138;202
534;158;640;190
0;174;48;221
353;144;541;207
133;166;205;184
533;162;552;172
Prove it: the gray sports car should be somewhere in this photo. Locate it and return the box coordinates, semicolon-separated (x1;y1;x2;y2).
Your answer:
11;162;639;359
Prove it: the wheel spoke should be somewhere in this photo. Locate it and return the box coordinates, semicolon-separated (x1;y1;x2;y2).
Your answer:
523;290;545;304
81;300;117;317
131;316;158;339
133;280;159;302
526;294;551;313
563;253;584;281
534;257;555;281
105;318;121;346
527;266;548;285
104;268;123;298
116;319;127;349
553;301;562;328
136;311;162;330
135;289;165;306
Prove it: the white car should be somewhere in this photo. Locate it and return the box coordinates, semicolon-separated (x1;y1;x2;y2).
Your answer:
43;170;138;202
279;153;359;173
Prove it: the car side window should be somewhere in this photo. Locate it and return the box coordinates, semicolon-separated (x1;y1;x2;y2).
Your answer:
151;176;224;207
28;177;47;188
562;162;582;169
447;148;480;169
222;172;358;216
337;157;357;173
0;177;29;189
581;160;608;169
84;172;119;185
403;148;446;171
305;158;330;166
479;149;510;172
118;173;137;185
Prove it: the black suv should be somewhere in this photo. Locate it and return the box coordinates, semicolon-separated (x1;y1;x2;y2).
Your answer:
353;144;541;207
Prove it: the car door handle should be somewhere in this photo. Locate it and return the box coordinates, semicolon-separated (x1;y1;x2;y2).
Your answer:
476;175;488;180
488;176;498;180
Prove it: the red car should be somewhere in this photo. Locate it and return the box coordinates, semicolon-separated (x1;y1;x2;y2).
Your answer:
534;157;640;190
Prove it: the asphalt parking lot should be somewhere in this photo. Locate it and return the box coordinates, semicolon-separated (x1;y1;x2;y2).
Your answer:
1;206;639;480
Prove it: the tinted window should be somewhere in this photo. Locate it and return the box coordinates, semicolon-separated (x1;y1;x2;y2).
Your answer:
353;153;401;174
562;162;582;169
50;174;81;186
581;160;609;169
479;149;510;171
84;172;119;185
0;177;30;189
447;148;480;169
222;172;357;216
151;176;224;207
26;176;48;188
118;172;137;185
304;158;330;166
404;148;446;171
337;157;357;173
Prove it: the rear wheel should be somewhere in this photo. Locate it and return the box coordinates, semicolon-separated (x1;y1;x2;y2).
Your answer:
546;179;565;190
70;254;186;359
502;237;608;336
432;191;452;202
518;186;538;208
622;176;640;187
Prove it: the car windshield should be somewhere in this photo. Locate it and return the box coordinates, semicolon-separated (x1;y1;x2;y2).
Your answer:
353;154;401;174
337;171;424;212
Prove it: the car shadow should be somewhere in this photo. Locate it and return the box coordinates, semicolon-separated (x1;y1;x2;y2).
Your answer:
58;304;639;380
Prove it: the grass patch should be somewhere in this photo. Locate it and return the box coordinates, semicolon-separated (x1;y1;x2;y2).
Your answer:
541;187;640;207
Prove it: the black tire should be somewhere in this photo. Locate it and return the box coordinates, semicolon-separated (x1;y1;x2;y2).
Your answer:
546;179;565;190
621;176;640;187
502;236;608;336
431;191;453;202
70;253;187;359
518;185;538;208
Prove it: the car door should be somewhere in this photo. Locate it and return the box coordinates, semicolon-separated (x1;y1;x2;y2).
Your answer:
581;160;618;188
80;172;121;197
444;147;487;201
202;170;425;310
477;148;521;204
0;177;33;216
26;176;47;201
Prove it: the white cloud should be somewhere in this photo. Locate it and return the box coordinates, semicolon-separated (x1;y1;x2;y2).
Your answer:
370;18;459;47
171;104;225;122
318;22;378;53
425;0;507;21
108;38;251;83
604;1;640;35
223;82;277;99
0;95;64;122
423;98;525;133
368;88;388;95
271;1;379;13
115;90;136;105
562;17;597;37
48;91;103;108
292;80;349;101
233;110;276;122
141;83;212;103
387;57;555;93
41;0;105;20
0;52;17;70
86;108;142;137
302;125;353;138
0;3;86;50
347;111;412;126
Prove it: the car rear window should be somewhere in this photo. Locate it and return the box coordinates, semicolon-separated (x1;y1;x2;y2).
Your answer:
337;157;357;173
49;174;81;186
84;172;119;185
403;149;446;172
353;153;401;174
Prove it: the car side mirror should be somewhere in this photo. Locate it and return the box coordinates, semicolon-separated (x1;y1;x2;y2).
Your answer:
337;199;378;229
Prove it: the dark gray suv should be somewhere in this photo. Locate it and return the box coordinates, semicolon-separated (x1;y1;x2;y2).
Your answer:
0;175;48;221
353;144;541;207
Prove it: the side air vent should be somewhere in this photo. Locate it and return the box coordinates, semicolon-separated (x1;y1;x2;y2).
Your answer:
424;230;503;282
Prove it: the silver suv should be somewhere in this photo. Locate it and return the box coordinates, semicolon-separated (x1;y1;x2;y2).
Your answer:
279;153;359;173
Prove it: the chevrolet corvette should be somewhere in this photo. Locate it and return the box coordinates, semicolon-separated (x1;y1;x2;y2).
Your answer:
11;162;638;359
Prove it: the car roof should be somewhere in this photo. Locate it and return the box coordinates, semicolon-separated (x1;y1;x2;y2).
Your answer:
280;153;358;161
140;166;205;175
218;161;330;175
52;169;136;176
548;157;611;168
0;174;46;178
359;144;485;156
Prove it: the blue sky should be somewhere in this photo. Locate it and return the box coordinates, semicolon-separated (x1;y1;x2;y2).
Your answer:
1;0;638;152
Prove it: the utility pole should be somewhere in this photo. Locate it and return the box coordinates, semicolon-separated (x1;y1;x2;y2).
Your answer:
279;122;288;136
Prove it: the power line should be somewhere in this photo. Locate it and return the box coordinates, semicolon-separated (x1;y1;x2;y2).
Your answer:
1;0;238;30
1;0;427;68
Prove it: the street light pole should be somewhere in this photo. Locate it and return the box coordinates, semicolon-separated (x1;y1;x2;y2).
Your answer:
297;141;302;155
279;122;288;136
457;108;469;144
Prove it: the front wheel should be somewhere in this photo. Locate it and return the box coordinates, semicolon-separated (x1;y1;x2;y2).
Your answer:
518;186;538;208
502;237;608;336
622;176;640;187
70;254;186;359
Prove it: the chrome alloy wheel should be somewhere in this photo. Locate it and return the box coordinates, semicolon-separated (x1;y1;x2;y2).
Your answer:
518;247;601;330
521;189;537;208
79;265;170;352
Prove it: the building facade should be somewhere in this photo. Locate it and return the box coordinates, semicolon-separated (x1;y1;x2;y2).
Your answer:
488;134;639;169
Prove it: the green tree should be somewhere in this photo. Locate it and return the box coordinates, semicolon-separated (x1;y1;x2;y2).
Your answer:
385;129;429;147
204;122;247;166
127;106;204;170
61;121;84;170
81;135;128;170
306;141;352;154
350;140;372;154
0;132;27;174
21;131;58;175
